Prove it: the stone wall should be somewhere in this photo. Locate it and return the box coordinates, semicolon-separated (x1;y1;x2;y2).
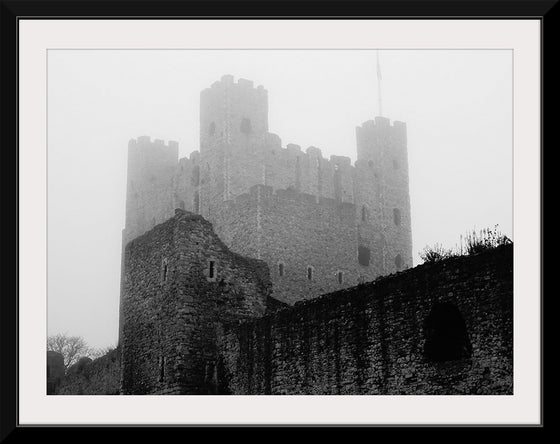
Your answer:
216;244;513;395
120;77;413;319
57;348;121;395
213;185;381;305
47;351;65;394
120;209;271;394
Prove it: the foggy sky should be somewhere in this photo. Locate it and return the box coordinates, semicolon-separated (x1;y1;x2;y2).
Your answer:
47;50;512;349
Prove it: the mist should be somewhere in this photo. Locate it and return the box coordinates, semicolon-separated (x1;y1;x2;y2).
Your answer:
47;49;512;349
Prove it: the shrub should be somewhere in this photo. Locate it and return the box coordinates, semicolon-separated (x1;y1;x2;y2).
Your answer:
420;225;512;264
464;225;512;256
419;243;455;263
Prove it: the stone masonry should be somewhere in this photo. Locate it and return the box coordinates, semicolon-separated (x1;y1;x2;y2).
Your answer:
120;76;413;336
111;76;511;396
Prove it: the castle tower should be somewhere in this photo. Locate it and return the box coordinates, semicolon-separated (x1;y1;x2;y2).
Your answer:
123;136;179;245
119;136;178;344
355;116;413;275
198;75;269;219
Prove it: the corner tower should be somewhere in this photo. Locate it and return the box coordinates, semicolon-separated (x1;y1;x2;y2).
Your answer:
198;75;269;219
355;116;413;275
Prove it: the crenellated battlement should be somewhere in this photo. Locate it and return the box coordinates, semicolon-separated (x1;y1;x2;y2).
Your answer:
128;136;179;151
121;75;412;317
357;116;406;130
206;74;267;95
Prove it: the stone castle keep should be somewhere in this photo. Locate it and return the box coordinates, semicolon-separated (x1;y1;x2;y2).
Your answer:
121;74;412;313
49;75;513;395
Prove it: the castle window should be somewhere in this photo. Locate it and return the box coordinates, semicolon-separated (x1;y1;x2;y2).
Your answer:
424;303;472;362
307;266;314;281
358;246;370;266
209;260;216;279
209;122;216;135
393;208;401;226
337;271;343;284
278;262;285;277
361;205;370;223
159;356;165;382
395;254;403;271
393;159;399;170
240;118;252;134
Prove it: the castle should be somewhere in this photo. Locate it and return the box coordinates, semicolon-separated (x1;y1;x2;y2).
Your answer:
49;76;513;396
121;75;412;320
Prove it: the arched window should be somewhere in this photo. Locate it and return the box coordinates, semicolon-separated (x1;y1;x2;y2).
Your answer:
209;122;216;135
424;302;472;362
358;246;370;266
240;118;252;134
361;205;370;223
393;208;401;226
395;254;403;271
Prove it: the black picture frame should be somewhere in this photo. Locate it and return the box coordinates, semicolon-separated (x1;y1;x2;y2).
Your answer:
2;0;553;434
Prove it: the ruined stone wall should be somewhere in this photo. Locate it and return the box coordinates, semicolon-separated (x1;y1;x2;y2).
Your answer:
213;185;381;305
47;351;65;394
217;244;513;395
121;209;271;395
57;349;121;395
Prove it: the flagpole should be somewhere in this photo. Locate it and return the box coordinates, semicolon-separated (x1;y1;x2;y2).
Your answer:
376;50;383;117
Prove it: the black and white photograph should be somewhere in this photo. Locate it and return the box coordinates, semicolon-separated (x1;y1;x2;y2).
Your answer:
46;48;514;396
9;12;545;427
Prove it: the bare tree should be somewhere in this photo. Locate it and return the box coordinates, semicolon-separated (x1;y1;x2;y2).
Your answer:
47;333;91;370
88;345;117;361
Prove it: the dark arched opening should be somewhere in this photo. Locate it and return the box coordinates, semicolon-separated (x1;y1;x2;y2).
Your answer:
240;118;252;134
424;302;472;362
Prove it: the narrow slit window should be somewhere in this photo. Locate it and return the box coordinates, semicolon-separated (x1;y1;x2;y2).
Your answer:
337;271;343;284
209;260;215;279
361;205;369;223
393;208;401;226
278;263;284;277
307;266;313;281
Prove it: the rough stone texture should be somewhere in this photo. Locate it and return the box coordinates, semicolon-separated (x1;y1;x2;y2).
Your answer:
121;209;271;394
213;184;380;304
57;348;121;395
216;244;513;395
120;77;413;339
47;351;65;394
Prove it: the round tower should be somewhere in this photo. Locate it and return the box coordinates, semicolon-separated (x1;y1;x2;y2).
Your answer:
198;75;269;219
355;116;413;276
